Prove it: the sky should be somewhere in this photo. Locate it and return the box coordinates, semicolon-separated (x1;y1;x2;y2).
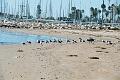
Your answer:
4;0;120;18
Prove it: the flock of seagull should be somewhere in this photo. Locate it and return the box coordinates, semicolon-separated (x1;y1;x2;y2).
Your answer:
22;37;114;45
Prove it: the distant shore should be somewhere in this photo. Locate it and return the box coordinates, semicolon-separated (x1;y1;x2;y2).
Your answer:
0;20;120;31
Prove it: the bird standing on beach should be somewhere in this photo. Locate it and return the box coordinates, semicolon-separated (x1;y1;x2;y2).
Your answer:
72;40;77;43
37;40;40;43
22;42;26;45
53;39;57;43
67;40;71;43
58;39;63;43
50;40;53;43
79;38;82;42
27;41;32;44
46;40;49;43
87;38;95;43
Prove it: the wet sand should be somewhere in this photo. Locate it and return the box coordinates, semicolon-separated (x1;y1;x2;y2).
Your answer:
0;29;120;80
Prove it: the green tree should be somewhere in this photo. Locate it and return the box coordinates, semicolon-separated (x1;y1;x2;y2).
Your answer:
98;9;101;20
90;7;94;22
105;10;109;22
93;8;98;22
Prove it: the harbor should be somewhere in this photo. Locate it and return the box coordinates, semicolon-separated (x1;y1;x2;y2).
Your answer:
0;0;120;80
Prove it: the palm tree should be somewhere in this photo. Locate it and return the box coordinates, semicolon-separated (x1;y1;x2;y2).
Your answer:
94;8;98;22
90;7;94;22
105;10;109;22
71;7;76;20
111;4;116;23
98;9;101;21
76;9;81;20
81;10;84;20
116;4;120;22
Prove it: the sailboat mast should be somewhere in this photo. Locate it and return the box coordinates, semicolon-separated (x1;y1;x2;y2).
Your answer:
80;0;81;10
1;0;2;13
20;0;24;19
5;1;8;18
68;0;70;17
3;0;5;13
14;0;16;18
26;0;30;19
45;1;48;18
59;0;62;19
71;0;72;8
49;0;52;18
39;0;41;19
63;9;64;18
3;0;6;18
116;0;118;5
17;0;20;18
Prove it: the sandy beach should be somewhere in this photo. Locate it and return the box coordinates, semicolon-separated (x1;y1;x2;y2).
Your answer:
0;29;120;80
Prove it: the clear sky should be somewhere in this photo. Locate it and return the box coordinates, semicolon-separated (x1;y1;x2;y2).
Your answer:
5;0;120;17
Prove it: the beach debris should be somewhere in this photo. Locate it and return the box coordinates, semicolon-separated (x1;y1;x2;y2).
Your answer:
55;77;59;79
95;46;107;49
41;78;45;80
118;41;120;43
89;57;99;59
105;51;109;53
17;49;24;52
96;50;103;52
67;55;78;57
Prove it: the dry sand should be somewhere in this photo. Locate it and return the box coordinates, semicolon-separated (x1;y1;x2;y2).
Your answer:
0;29;120;80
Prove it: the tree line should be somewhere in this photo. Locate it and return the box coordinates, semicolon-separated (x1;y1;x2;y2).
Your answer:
68;2;120;23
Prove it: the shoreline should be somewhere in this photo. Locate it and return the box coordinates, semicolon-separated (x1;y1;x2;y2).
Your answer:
0;28;120;80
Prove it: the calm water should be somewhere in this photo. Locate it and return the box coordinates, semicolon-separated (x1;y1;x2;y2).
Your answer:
0;29;64;45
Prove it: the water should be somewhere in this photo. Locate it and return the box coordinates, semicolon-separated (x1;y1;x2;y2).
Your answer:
0;29;65;45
